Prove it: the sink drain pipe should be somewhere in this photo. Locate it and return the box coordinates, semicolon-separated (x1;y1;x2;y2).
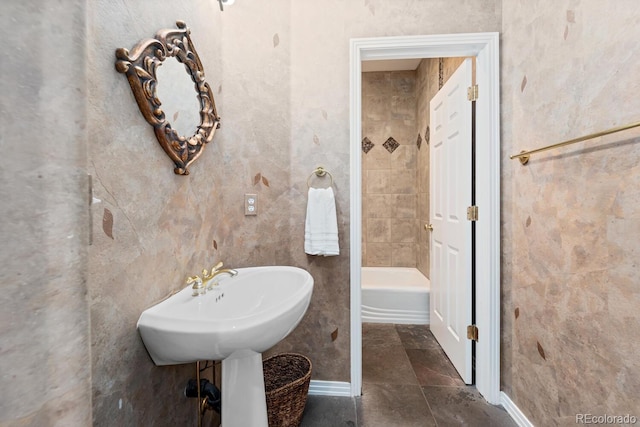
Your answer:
185;361;221;426
185;378;221;413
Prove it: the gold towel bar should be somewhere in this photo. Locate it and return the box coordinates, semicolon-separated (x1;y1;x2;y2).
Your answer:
307;166;333;188
510;121;640;165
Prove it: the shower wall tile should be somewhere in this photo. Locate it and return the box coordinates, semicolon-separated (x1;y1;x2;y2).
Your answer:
391;119;418;145
391;243;417;267
389;169;417;194
392;145;417;170
363;120;387;145
367;194;392;218
365;146;391;170
392;195;417;219
392;219;419;243
391;95;417;121
363;95;388;121
368;218;391;243
391;71;417;94
366;170;390;193
363;71;392;95
362;71;420;267
367;243;392;266
383;136;400;153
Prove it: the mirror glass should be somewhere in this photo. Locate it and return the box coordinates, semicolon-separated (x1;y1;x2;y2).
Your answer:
155;59;200;137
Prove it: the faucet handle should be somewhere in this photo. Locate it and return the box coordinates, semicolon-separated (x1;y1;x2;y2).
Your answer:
203;261;224;280
186;275;205;296
186;275;202;285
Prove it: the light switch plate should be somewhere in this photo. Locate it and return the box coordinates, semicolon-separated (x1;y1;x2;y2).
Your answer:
244;193;257;215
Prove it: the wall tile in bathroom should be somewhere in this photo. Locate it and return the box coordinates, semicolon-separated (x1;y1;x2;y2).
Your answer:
391;243;417;267
389;169;417;194
390;119;418;145
363;120;386;146
418;192;429;222
383;137;400;153
361;137;375;154
391;71;417;94
391;219;418;243
418;160;429;194
367;218;391;243
392;195;417;219
363;95;388;121
366;145;392;170
366;243;392;267
367;170;390;194
391;95;417;121
362;71;391;95
366;194;392;218
392;145;417;170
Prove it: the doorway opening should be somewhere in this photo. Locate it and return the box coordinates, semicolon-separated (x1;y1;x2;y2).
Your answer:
359;56;471;383
349;33;500;404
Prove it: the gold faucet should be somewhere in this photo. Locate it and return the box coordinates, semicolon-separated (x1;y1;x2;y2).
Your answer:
202;261;238;290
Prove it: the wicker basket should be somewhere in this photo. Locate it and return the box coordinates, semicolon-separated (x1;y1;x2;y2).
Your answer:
263;353;312;427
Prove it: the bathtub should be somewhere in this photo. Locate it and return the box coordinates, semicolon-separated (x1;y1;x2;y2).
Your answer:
361;267;430;325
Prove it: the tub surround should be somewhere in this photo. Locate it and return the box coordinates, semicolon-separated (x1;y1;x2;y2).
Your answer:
361;57;465;277
361;70;419;268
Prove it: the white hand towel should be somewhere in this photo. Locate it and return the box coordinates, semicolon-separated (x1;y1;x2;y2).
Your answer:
304;187;339;256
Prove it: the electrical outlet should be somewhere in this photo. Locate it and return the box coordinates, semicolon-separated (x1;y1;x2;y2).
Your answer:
244;193;257;216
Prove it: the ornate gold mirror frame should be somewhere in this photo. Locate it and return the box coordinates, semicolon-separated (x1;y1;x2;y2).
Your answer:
115;21;220;175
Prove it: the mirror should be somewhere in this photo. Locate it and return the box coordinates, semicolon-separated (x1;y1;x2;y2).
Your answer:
155;59;200;137
115;21;220;175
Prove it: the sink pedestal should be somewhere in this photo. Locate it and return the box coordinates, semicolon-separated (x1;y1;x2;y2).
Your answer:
221;349;269;427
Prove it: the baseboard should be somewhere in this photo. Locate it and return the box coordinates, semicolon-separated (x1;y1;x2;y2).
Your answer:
308;380;352;397
500;391;534;427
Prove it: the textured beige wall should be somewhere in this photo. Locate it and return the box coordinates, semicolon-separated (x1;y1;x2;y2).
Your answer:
87;1;224;425
501;1;640;424
361;71;419;268
7;0;640;425
0;1;92;425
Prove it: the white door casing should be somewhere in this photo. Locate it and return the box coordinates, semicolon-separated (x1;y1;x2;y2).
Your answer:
429;58;473;384
349;33;500;404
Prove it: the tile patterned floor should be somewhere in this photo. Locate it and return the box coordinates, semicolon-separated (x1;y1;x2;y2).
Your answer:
300;324;516;427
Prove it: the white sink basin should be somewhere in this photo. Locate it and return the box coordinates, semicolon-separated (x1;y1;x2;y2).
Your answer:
137;266;314;366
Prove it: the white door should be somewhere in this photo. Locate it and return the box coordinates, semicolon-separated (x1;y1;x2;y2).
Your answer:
429;58;473;384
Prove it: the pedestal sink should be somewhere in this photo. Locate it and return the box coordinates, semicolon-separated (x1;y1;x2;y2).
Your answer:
137;266;314;427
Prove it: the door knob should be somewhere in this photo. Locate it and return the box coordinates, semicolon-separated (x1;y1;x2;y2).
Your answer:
425;223;433;232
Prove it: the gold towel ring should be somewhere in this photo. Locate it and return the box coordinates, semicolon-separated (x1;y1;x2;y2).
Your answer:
307;166;333;188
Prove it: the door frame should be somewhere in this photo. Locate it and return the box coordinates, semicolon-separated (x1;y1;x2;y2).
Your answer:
349;32;501;404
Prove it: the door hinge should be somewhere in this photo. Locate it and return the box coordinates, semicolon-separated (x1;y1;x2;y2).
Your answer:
467;205;478;221
467;84;478;101
467;325;479;342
